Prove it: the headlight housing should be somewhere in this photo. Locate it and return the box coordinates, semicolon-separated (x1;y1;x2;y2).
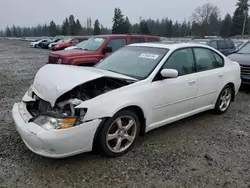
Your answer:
33;115;77;130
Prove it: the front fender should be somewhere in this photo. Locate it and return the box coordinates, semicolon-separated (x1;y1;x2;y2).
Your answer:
75;95;147;121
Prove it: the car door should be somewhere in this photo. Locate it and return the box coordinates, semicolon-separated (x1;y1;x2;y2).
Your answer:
150;48;198;124
192;47;224;110
105;38;127;56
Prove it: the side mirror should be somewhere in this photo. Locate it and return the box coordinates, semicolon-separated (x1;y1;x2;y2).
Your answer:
160;69;178;78
102;46;113;54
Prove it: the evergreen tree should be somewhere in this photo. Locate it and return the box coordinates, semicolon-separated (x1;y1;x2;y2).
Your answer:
112;8;126;34
139;21;150;34
75;19;82;35
69;15;77;35
5;26;12;37
232;0;249;36
49;21;57;37
166;20;173;37
93;19;101;35
62;18;70;35
220;14;232;37
122;16;131;33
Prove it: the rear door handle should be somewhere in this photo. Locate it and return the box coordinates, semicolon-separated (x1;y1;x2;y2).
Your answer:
189;80;196;86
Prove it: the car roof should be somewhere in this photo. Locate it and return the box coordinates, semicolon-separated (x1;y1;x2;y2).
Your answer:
192;38;233;42
91;34;160;38
129;42;211;50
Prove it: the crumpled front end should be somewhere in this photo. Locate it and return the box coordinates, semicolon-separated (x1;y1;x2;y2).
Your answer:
12;65;134;158
12;99;101;158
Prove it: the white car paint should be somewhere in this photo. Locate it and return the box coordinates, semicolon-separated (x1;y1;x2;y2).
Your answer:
12;43;241;158
30;39;50;48
30;64;137;106
64;46;77;50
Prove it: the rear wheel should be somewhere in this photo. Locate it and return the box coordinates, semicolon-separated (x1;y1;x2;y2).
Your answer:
98;110;140;157
214;85;233;114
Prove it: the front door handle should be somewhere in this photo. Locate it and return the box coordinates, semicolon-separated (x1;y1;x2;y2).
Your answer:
218;74;223;78
189;80;196;86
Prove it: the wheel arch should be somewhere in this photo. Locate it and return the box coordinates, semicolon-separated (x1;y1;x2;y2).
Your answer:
92;105;146;152
226;82;235;101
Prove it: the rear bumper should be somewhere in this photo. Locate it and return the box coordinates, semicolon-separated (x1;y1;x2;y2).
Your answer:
12;102;101;158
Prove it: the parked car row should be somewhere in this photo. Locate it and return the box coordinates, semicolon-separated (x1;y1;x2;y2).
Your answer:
12;33;242;159
29;36;90;51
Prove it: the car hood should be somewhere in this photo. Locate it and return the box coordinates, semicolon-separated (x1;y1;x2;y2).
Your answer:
227;53;250;66
50;49;99;57
31;64;137;106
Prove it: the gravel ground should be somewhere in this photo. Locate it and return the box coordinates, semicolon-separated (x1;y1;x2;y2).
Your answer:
1;39;250;188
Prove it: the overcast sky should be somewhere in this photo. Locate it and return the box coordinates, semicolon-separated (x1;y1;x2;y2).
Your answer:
0;0;237;29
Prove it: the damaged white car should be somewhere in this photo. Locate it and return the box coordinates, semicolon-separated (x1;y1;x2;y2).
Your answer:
12;43;241;158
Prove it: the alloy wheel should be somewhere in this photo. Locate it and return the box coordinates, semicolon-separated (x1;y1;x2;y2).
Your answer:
219;88;232;112
106;116;137;153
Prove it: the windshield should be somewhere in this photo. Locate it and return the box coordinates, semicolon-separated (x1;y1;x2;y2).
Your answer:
63;38;71;43
238;42;250;54
77;37;106;51
75;40;87;48
234;41;243;47
96;46;168;79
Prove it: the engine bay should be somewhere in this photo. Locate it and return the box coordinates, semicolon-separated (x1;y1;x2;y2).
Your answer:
27;77;134;118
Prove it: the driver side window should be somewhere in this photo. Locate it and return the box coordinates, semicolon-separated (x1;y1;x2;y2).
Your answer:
106;38;127;52
163;48;195;76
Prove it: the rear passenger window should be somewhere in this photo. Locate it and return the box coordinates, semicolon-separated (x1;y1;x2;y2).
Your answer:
147;38;160;42
218;41;227;50
130;38;145;44
213;53;224;67
106;38;127;52
226;41;234;49
209;41;218;49
193;48;223;71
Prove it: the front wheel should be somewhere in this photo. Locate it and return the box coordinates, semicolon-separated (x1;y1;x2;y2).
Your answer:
214;85;233;114
98;110;140;157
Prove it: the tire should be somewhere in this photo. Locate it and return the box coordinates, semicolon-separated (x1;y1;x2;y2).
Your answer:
34;44;37;48
98;110;140;157
214;85;233;114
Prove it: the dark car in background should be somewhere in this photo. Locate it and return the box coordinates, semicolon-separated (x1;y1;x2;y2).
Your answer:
228;42;250;85
39;38;62;49
188;38;236;56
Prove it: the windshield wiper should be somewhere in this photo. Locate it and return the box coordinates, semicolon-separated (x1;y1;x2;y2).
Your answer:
105;69;121;74
80;48;89;51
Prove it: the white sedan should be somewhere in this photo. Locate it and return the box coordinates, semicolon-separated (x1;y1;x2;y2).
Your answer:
12;43;241;158
30;39;50;48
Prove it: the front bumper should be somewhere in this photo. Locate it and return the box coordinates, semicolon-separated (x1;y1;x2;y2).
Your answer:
241;75;250;85
12;102;101;158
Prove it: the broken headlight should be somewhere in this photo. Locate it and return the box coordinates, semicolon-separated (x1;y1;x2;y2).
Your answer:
33;115;77;130
32;108;87;130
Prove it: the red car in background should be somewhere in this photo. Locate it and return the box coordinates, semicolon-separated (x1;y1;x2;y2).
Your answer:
48;34;161;66
52;36;90;51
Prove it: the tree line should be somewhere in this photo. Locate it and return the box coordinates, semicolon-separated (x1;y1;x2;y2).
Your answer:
2;0;249;38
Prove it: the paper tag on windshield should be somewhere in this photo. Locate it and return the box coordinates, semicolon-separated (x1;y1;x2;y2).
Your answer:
139;53;159;59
